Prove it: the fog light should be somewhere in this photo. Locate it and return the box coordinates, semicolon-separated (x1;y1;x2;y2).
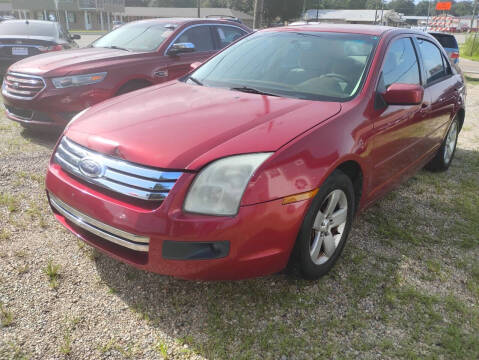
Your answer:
162;241;230;260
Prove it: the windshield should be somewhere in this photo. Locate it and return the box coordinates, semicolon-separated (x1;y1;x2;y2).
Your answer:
92;22;173;52
188;31;378;101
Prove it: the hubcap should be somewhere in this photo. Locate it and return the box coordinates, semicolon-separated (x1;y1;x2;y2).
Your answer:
444;121;458;164
310;189;348;265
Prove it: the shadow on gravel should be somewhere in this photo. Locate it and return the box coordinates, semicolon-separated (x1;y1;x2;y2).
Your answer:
20;127;62;150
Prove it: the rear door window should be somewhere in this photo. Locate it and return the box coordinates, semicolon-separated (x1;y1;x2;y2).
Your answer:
214;26;246;49
430;34;458;49
417;39;448;84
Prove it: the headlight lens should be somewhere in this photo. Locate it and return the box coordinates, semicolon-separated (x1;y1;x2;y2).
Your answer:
184;153;272;216
52;72;107;88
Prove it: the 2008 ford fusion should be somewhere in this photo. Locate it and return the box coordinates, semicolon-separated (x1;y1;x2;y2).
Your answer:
45;24;465;280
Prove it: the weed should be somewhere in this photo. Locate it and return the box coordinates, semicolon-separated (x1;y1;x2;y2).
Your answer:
0;302;13;327
44;260;60;289
0;193;20;212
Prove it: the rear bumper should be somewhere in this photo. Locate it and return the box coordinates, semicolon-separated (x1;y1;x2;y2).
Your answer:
2;80;114;128
46;163;310;280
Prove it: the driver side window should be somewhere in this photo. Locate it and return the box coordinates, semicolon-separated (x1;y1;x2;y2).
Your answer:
379;37;420;92
174;26;214;53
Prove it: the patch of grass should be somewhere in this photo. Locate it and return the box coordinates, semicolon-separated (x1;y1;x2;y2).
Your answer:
0;302;13;327
0;229;10;240
0;192;20;212
98;338;138;358
153;339;169;359
17;171;45;184
59;332;72;355
44;260;60;289
17;264;29;275
0;341;29;360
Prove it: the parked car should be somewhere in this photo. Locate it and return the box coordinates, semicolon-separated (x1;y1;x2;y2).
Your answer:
112;20;124;30
45;25;465;280
2;18;251;128
429;31;459;64
0;19;79;75
205;15;242;24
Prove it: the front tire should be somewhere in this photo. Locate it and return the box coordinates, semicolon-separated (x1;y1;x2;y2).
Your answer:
292;170;355;280
425;117;459;172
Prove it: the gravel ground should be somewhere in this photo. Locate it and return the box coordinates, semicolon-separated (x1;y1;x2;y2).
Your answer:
0;83;478;359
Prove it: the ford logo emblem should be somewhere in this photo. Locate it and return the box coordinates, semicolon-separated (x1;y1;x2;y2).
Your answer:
78;157;105;178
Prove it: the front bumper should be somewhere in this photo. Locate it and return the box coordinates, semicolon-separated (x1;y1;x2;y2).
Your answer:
46;163;310;280
2;80;113;128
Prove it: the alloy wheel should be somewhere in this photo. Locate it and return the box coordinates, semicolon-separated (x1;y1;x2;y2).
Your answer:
444;121;458;165
310;189;348;265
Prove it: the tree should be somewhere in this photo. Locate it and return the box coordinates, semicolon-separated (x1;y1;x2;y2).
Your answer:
263;0;303;24
387;0;416;15
451;1;473;17
415;0;430;16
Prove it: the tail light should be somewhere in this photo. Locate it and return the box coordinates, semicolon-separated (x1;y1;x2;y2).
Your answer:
450;52;459;60
37;44;63;52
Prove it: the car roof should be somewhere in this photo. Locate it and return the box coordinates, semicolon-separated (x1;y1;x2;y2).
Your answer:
129;17;245;27
428;31;455;36
277;24;396;36
2;19;57;26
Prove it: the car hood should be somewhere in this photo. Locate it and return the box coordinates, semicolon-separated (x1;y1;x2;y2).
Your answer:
66;82;342;170
8;47;142;77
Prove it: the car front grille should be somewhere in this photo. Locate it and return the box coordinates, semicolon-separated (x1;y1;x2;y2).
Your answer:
49;193;150;252
54;137;183;202
4;104;33;120
2;72;46;100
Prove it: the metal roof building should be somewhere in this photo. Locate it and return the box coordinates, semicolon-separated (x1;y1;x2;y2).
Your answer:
116;7;253;27
304;9;405;26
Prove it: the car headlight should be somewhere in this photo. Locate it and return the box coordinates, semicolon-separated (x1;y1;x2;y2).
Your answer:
52;72;107;88
184;153;273;216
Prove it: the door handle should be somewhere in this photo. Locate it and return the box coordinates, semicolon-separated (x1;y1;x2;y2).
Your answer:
419;103;429;114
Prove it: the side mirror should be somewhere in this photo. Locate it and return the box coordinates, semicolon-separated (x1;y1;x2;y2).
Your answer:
168;42;195;55
190;61;202;70
383;83;424;105
71;34;81;40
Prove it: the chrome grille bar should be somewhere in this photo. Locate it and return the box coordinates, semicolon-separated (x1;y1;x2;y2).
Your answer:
49;193;150;252
2;72;46;100
54;137;182;201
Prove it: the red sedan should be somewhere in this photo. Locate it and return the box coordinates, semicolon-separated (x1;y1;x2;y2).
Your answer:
45;25;465;280
2;18;250;129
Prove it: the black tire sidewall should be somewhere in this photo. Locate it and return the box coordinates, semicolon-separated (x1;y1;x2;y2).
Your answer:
294;170;355;279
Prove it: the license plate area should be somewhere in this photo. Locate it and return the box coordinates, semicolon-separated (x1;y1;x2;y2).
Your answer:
12;47;28;56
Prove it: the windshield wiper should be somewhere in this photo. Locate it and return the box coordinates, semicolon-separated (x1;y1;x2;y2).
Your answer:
231;86;280;97
188;76;203;86
104;45;130;52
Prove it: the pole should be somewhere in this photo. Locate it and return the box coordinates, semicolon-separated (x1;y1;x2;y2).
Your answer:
316;0;320;21
472;0;478;31
425;0;431;30
380;0;384;25
374;0;379;25
197;0;201;18
302;0;306;20
253;0;264;29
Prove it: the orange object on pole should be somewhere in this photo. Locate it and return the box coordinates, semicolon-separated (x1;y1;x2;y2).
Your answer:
436;2;452;11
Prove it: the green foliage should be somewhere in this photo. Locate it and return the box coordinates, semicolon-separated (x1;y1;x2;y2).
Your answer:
462;34;479;59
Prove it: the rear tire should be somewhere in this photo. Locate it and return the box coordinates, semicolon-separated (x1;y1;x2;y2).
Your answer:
425;117;459;172
291;170;355;280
